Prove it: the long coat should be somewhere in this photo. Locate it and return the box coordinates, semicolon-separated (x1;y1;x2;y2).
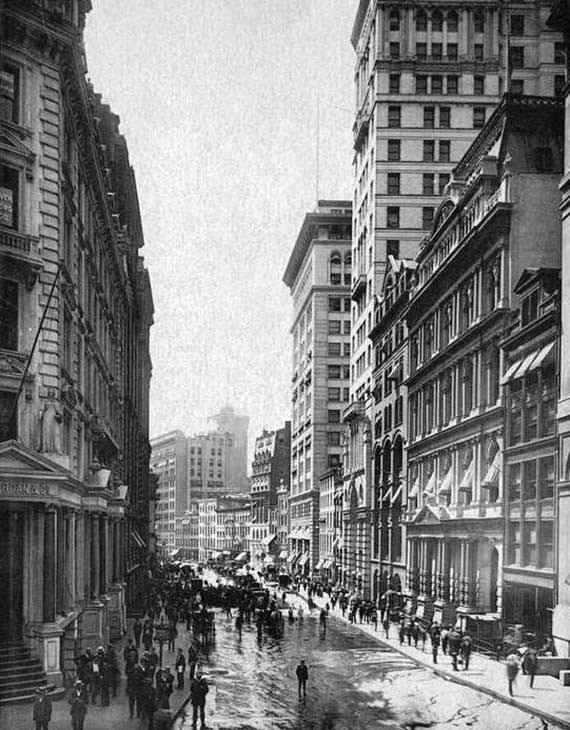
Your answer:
33;695;53;722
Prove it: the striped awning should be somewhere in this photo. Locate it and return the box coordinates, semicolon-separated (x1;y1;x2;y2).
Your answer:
482;451;501;487
279;550;288;559
297;552;310;567
438;466;454;495
458;460;474;491
130;527;146;550
315;558;325;570
235;551;249;562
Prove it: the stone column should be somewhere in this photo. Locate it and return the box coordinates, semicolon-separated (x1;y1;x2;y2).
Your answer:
43;507;57;623
91;514;100;600
83;513;91;600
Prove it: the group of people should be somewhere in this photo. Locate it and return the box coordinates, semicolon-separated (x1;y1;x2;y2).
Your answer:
427;622;473;670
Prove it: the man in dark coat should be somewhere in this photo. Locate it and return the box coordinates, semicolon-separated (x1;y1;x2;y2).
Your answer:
461;633;473;670
133;618;143;648
140;677;158;730
296;659;309;699
448;628;462;671
188;641;199;680
189;667;209;729
156;668;174;709
33;687;53;730
69;684;88;730
522;647;538;687
126;661;144;719
429;622;441;664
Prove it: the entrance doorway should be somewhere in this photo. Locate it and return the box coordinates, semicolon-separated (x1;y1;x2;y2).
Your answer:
0;511;24;638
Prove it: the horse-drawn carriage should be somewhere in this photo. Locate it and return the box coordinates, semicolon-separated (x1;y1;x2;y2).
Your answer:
259;607;284;637
191;610;216;643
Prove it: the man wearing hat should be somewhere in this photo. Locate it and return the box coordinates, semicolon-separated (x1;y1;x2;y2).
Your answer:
69;681;88;730
296;659;308;699
32;687;52;730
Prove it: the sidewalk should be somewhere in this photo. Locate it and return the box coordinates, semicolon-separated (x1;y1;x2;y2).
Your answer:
0;619;195;730
297;587;570;730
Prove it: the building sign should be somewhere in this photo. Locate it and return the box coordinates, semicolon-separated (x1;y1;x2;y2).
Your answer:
0;186;14;227
0;481;49;497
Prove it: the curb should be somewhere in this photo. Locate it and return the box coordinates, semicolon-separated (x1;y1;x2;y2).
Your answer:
296;591;570;730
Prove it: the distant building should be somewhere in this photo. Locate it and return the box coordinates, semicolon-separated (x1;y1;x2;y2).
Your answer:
317;468;341;582
210;405;249;492
197;494;251;562
187;430;233;502
283;200;352;576
150;431;188;557
250;422;291;568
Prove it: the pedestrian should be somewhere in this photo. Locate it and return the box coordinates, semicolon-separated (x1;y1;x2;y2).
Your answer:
69;684;88;730
133;618;143;649
448;628;462;671
506;652;520;696
167;620;177;652
461;633;473;671
189;667;209;730
156;668;174;709
175;648;186;690
32;687;52;730
296;659;309;699
140;677;158;730
370;605;378;631
429;622;441;664
398;619;406;645
418;622;427;652
319;608;327;635
522;647;538;688
297;606;304;623
383;616;390;639
126;661;144;719
123;638;138;668
440;625;450;655
188;641;199;680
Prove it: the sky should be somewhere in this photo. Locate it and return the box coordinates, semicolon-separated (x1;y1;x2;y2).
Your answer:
84;0;358;453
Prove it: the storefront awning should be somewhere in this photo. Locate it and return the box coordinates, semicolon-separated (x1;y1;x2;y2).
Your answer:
261;534;277;547
423;470;436;496
235;551;249;562
390;482;402;505
439;466;454;495
288;551;300;564
169;548;181;558
297;552;310;567
529;342;555;372
482;451;501;488
264;555;275;565
278;550;288;559
409;475;420;499
500;358;524;386
130;528;146;550
210;550;222;559
322;559;332;570
458;460;474;492
315;558;325;570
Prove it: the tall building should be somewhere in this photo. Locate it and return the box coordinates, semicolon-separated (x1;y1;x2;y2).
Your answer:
150;430;188;556
547;0;570;655
404;95;563;634
197;494;250;562
345;0;566;602
210;405;249;492
0;0;153;690
249;422;291;566
187;430;233;501
283;200;352;576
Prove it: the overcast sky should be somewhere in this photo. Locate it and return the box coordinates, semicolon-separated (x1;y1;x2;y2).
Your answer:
85;0;357;453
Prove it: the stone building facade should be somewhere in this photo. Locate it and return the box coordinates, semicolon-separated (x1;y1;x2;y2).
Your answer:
283;200;352;576
0;0;153;684
150;430;188;556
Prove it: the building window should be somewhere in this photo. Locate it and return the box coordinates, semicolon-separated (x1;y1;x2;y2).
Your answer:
416;10;427;32
389;74;400;94
432;10;443;32
507;367;556;445
474;11;484;33
390;42;400;59
388;139;401;161
328;296;342;312
423;174;435;196
473;107;486;129
416;42;427;60
387;172;400;195
0;279;18;351
330;254;342;285
521;289;539;325
474;44;484;61
0;60;19;124
474;75;485;95
447;11;458;32
447;43;458;60
0;165;19;229
432;43;443;60
417;76;428;95
328;320;341;335
386;240;400;259
328;387;341;402
423;140;435;162
423;105;434;128
438;173;450;194
0;390;17;442
387;206;400;229
344;342;350;357
439;106;450;128
555;74;566;96
328;365;341;379
447;76;459;95
439;140;450;162
328;454;340;468
511;79;524;95
327;431;341;446
510;46;524;68
389;10;400;32
422;207;434;228
555;42;566;65
343;320;351;335
511;14;524;36
328;342;341;357
431;75;443;95
328;410;341;423
388;106;401;128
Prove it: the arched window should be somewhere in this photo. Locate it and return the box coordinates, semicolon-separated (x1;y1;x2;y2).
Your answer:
416;9;427;32
462;358;473;415
432;10;443;32
441;370;453;425
344;252;352;285
389;9;400;32
474;10;484;33
447;10;458;33
486;345;500;404
330;253;341;285
385;276;394;307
